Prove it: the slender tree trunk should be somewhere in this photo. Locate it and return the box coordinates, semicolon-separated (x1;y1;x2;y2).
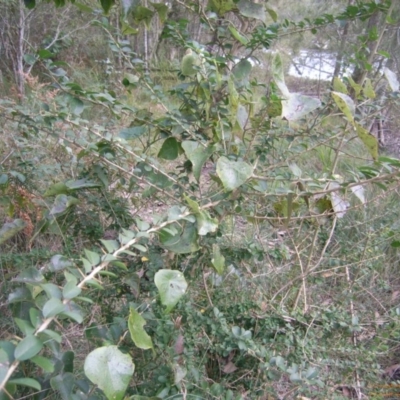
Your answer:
16;0;26;98
331;0;354;83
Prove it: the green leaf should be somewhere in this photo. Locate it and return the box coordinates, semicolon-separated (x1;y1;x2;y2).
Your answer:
232;59;252;82
333;77;348;94
216;157;252;191
69;97;84;116
197;211;218;236
65;179;101;190
84;249;101;266
37;49;53;59
49;255;73;272
0;173;8;186
100;0;113;13
84;346;135;400
43;298;65;318
332;91;355;123
0;219;26;245
101;239;119;253
207;0;235;16
74;2;94;12
50;373;75;400
121;21;139;36
23;0;35;8
159;222;200;254
14;318;35;336
30;308;42;328
384;67;399;92
228;25;248;45
237;0;265;22
128;307;153;350
354;123;378;160
61;310;83;324
158;137;181;160
118;126;147;140
181;50;200;76
363;78;375;99
63;282;82;299
282;93;321;121
151;2;168;23
272;53;290;98
122;73;139;87
154;269;188;313
132;5;154;27
50;195;78;216
31;355;55;373
211;244;225;275
181;141;216;182
236;105;249;130
8;378;41;391
44;182;69;197
266;7;278;22
14;335;43;361
43;329;62;343
13;267;44;285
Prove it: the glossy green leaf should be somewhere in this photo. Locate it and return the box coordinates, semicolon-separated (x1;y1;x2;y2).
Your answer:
128;307;153;350
63;282;82;299
14;318;35;336
29;308;42;328
155;269;188;313
42;297;65;318
216;157;252;191
84;346;134;400
43;329;62;343
0;219;26;245
31;355;55;373
8;378;41;391
14;335;43;361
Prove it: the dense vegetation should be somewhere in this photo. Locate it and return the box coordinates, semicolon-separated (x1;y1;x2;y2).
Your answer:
1;0;400;398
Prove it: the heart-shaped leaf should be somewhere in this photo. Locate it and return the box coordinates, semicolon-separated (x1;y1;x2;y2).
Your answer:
155;270;188;312
84;346;135;400
216;157;252;191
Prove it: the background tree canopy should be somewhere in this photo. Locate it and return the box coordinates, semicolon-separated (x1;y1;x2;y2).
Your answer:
1;0;400;399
